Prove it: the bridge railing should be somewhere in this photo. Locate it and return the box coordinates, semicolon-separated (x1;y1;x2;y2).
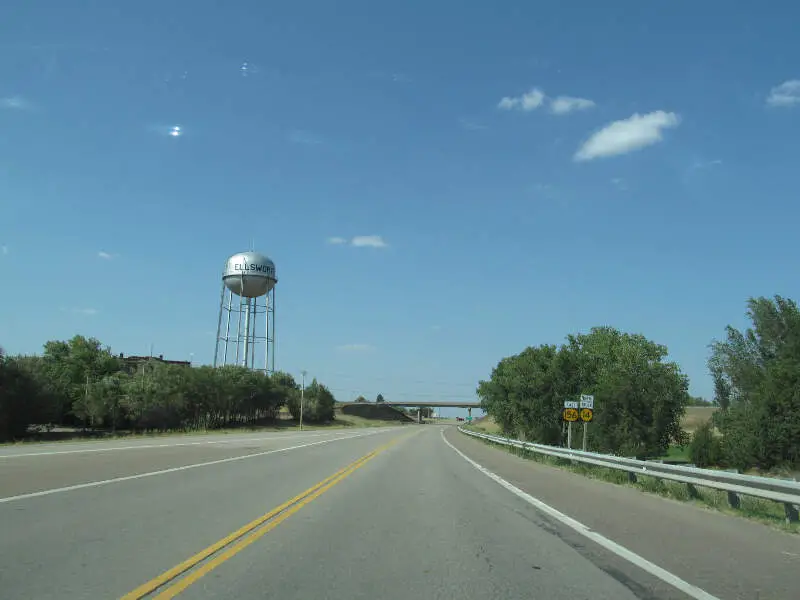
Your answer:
457;426;800;523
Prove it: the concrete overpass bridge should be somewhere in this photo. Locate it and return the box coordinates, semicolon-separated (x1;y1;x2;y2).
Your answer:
384;401;482;423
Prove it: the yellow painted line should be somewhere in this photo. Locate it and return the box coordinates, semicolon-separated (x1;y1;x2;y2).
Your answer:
122;433;411;599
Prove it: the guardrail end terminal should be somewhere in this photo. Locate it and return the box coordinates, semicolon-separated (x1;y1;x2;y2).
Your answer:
727;490;741;510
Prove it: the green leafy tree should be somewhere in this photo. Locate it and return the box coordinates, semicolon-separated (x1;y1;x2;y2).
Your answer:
376;393;385;403
0;336;304;436
298;379;336;423
478;327;689;457
689;421;723;468
355;395;367;403
708;295;800;470
0;349;47;441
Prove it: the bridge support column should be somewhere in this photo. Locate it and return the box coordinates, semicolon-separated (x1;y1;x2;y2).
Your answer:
468;407;472;419
418;410;423;424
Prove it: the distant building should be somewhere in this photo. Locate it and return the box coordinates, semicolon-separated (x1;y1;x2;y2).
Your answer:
117;353;191;374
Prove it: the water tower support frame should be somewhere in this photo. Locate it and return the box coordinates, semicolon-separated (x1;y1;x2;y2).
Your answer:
213;283;276;375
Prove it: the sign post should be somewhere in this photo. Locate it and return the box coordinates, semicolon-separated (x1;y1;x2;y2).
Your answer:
579;395;594;451
563;401;579;448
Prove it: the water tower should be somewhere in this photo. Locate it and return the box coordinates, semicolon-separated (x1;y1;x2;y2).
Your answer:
213;251;277;373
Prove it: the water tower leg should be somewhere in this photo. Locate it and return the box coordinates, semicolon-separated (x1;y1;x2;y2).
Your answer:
213;281;226;368
235;293;244;365
243;297;252;368
264;293;270;374
249;297;257;370
270;288;275;375
222;289;233;366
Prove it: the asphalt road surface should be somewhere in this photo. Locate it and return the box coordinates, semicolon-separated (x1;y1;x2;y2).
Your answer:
1;426;798;599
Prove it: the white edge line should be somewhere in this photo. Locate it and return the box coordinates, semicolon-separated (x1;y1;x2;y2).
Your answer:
0;432;336;458
440;429;721;600
0;429;397;504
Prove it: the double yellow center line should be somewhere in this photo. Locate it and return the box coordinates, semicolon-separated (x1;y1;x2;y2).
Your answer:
122;434;409;599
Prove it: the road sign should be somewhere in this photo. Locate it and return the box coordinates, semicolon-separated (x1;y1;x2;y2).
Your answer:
564;401;579;410
563;408;579;422
466;416;472;423
580;408;594;423
579;395;594;409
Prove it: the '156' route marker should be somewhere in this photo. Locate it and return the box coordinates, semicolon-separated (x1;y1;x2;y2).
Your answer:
579;395;594;451
563;401;579;448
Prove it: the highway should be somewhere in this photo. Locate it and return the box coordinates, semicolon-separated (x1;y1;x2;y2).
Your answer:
1;426;798;599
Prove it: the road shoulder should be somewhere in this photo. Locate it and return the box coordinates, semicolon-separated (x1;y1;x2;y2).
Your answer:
443;426;800;600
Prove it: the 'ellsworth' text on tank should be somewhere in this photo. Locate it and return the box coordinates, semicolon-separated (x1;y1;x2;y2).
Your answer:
233;263;275;277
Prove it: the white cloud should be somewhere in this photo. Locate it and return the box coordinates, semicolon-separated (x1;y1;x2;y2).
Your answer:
336;343;374;352
574;110;680;162
550;96;596;115
351;235;388;248
1;245;8;255
766;80;800;107
459;118;488;131
498;88;545;112
499;88;596;116
610;177;628;191
689;158;723;171
97;251;117;260
73;308;98;316
327;235;389;248
0;96;33;110
287;130;323;145
146;123;185;138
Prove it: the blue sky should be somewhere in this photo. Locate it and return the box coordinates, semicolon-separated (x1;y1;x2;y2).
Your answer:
2;1;800;414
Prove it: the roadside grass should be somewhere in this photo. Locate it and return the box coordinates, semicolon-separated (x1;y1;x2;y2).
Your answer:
469;416;502;434
2;408;405;447
659;444;691;463
466;434;799;534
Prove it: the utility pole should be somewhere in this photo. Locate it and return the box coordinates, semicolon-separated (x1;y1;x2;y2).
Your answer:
300;370;307;431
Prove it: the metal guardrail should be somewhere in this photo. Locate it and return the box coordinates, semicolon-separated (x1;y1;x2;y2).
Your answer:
458;426;800;523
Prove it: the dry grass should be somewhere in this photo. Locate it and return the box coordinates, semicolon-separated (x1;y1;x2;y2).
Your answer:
681;406;718;432
469;416;502;434
468;406;718;436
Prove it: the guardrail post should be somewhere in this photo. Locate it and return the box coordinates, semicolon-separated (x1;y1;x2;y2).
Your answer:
785;503;799;524
686;483;700;499
628;471;637;483
724;469;741;509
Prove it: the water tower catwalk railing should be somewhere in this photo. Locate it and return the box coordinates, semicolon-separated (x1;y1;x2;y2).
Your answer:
213;251;277;375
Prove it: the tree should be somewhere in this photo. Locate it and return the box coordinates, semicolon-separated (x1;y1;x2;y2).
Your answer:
376;393;385;403
0;336;333;437
39;335;121;426
708;295;800;470
478;327;689;457
292;378;335;422
355;395;367;403
0;349;46;441
689;421;723;468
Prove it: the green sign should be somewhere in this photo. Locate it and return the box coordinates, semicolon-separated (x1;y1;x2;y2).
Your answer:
466;416;473;423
